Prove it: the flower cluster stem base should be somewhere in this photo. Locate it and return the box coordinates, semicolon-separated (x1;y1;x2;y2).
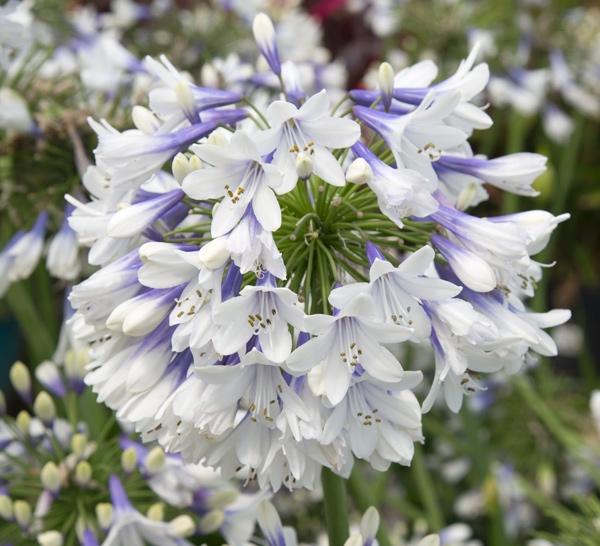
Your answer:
321;468;349;546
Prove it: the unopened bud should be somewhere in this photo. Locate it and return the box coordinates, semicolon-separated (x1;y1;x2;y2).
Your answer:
64;348;88;381
175;81;196;119
172;153;202;183
170;514;196;537
95;503;113;529
537;463;556;497
14;500;32;527
455;182;479;211
378;61;395;110
343;534;363;546
252;13;280;75
346;158;373;185
147;502;164;522
417;535;440;546
145;446;165;474
71;433;87;458
16;410;31;434
0;495;13;520
41;462;61;493
198;509;225;534
74;461;92;485
206;127;231;146
207;489;239;510
360;506;380;540
33;392;56;423
198;238;230;270
121;447;138;473
253;13;276;50
10;361;31;401
201;63;219;88
37;530;64;546
132;105;159;134
36;361;66;397
295;151;313;179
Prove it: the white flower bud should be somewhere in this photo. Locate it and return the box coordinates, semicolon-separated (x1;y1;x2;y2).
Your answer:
207;489;239;510
35;361;64;397
417;536;440;546
65;347;90;379
253;13;276;51
74;461;92;485
37;530;64;546
41;462;61;493
33;392;56;423
10;361;31;398
175;81;196;118
378;61;395;109
13;500;32;527
132;105;159;134
145;446;166;474
16;410;31;434
96;503;113;529
170;514;196;537
0;495;13;520
360;506;380;540
121;447;138;473
172;153;202;183
64;348;88;381
198;238;230;270
455;182;479;211
198;509;225;534
201;63;219;88
147;502;164;522
71;433;87;458
206;127;231;146
295;151;313;179
346;158;373;185
343;534;363;546
172;153;188;183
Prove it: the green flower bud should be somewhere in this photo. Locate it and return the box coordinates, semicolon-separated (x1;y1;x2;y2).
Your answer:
40;461;61;492
145;446;165;474
207;489;239;510
33;392;56;423
0;495;13;520
96;503;113;529
198;509;224;534
147;502;164;522
70;433;87;458
170;514;196;538
10;361;31;398
16;410;31;434
37;530;64;546
13;500;32;527
121;447;138;473
74;461;92;485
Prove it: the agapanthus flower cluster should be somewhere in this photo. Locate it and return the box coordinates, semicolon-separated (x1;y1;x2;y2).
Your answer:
66;12;569;493
0;340;264;546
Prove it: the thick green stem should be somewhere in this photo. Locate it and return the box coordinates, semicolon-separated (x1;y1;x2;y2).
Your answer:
321;468;349;546
412;444;444;531
348;467;392;546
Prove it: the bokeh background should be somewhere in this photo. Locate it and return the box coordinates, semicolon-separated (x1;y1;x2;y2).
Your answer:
1;1;599;545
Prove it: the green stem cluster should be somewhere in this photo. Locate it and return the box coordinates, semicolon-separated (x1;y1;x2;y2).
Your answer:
277;176;434;314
